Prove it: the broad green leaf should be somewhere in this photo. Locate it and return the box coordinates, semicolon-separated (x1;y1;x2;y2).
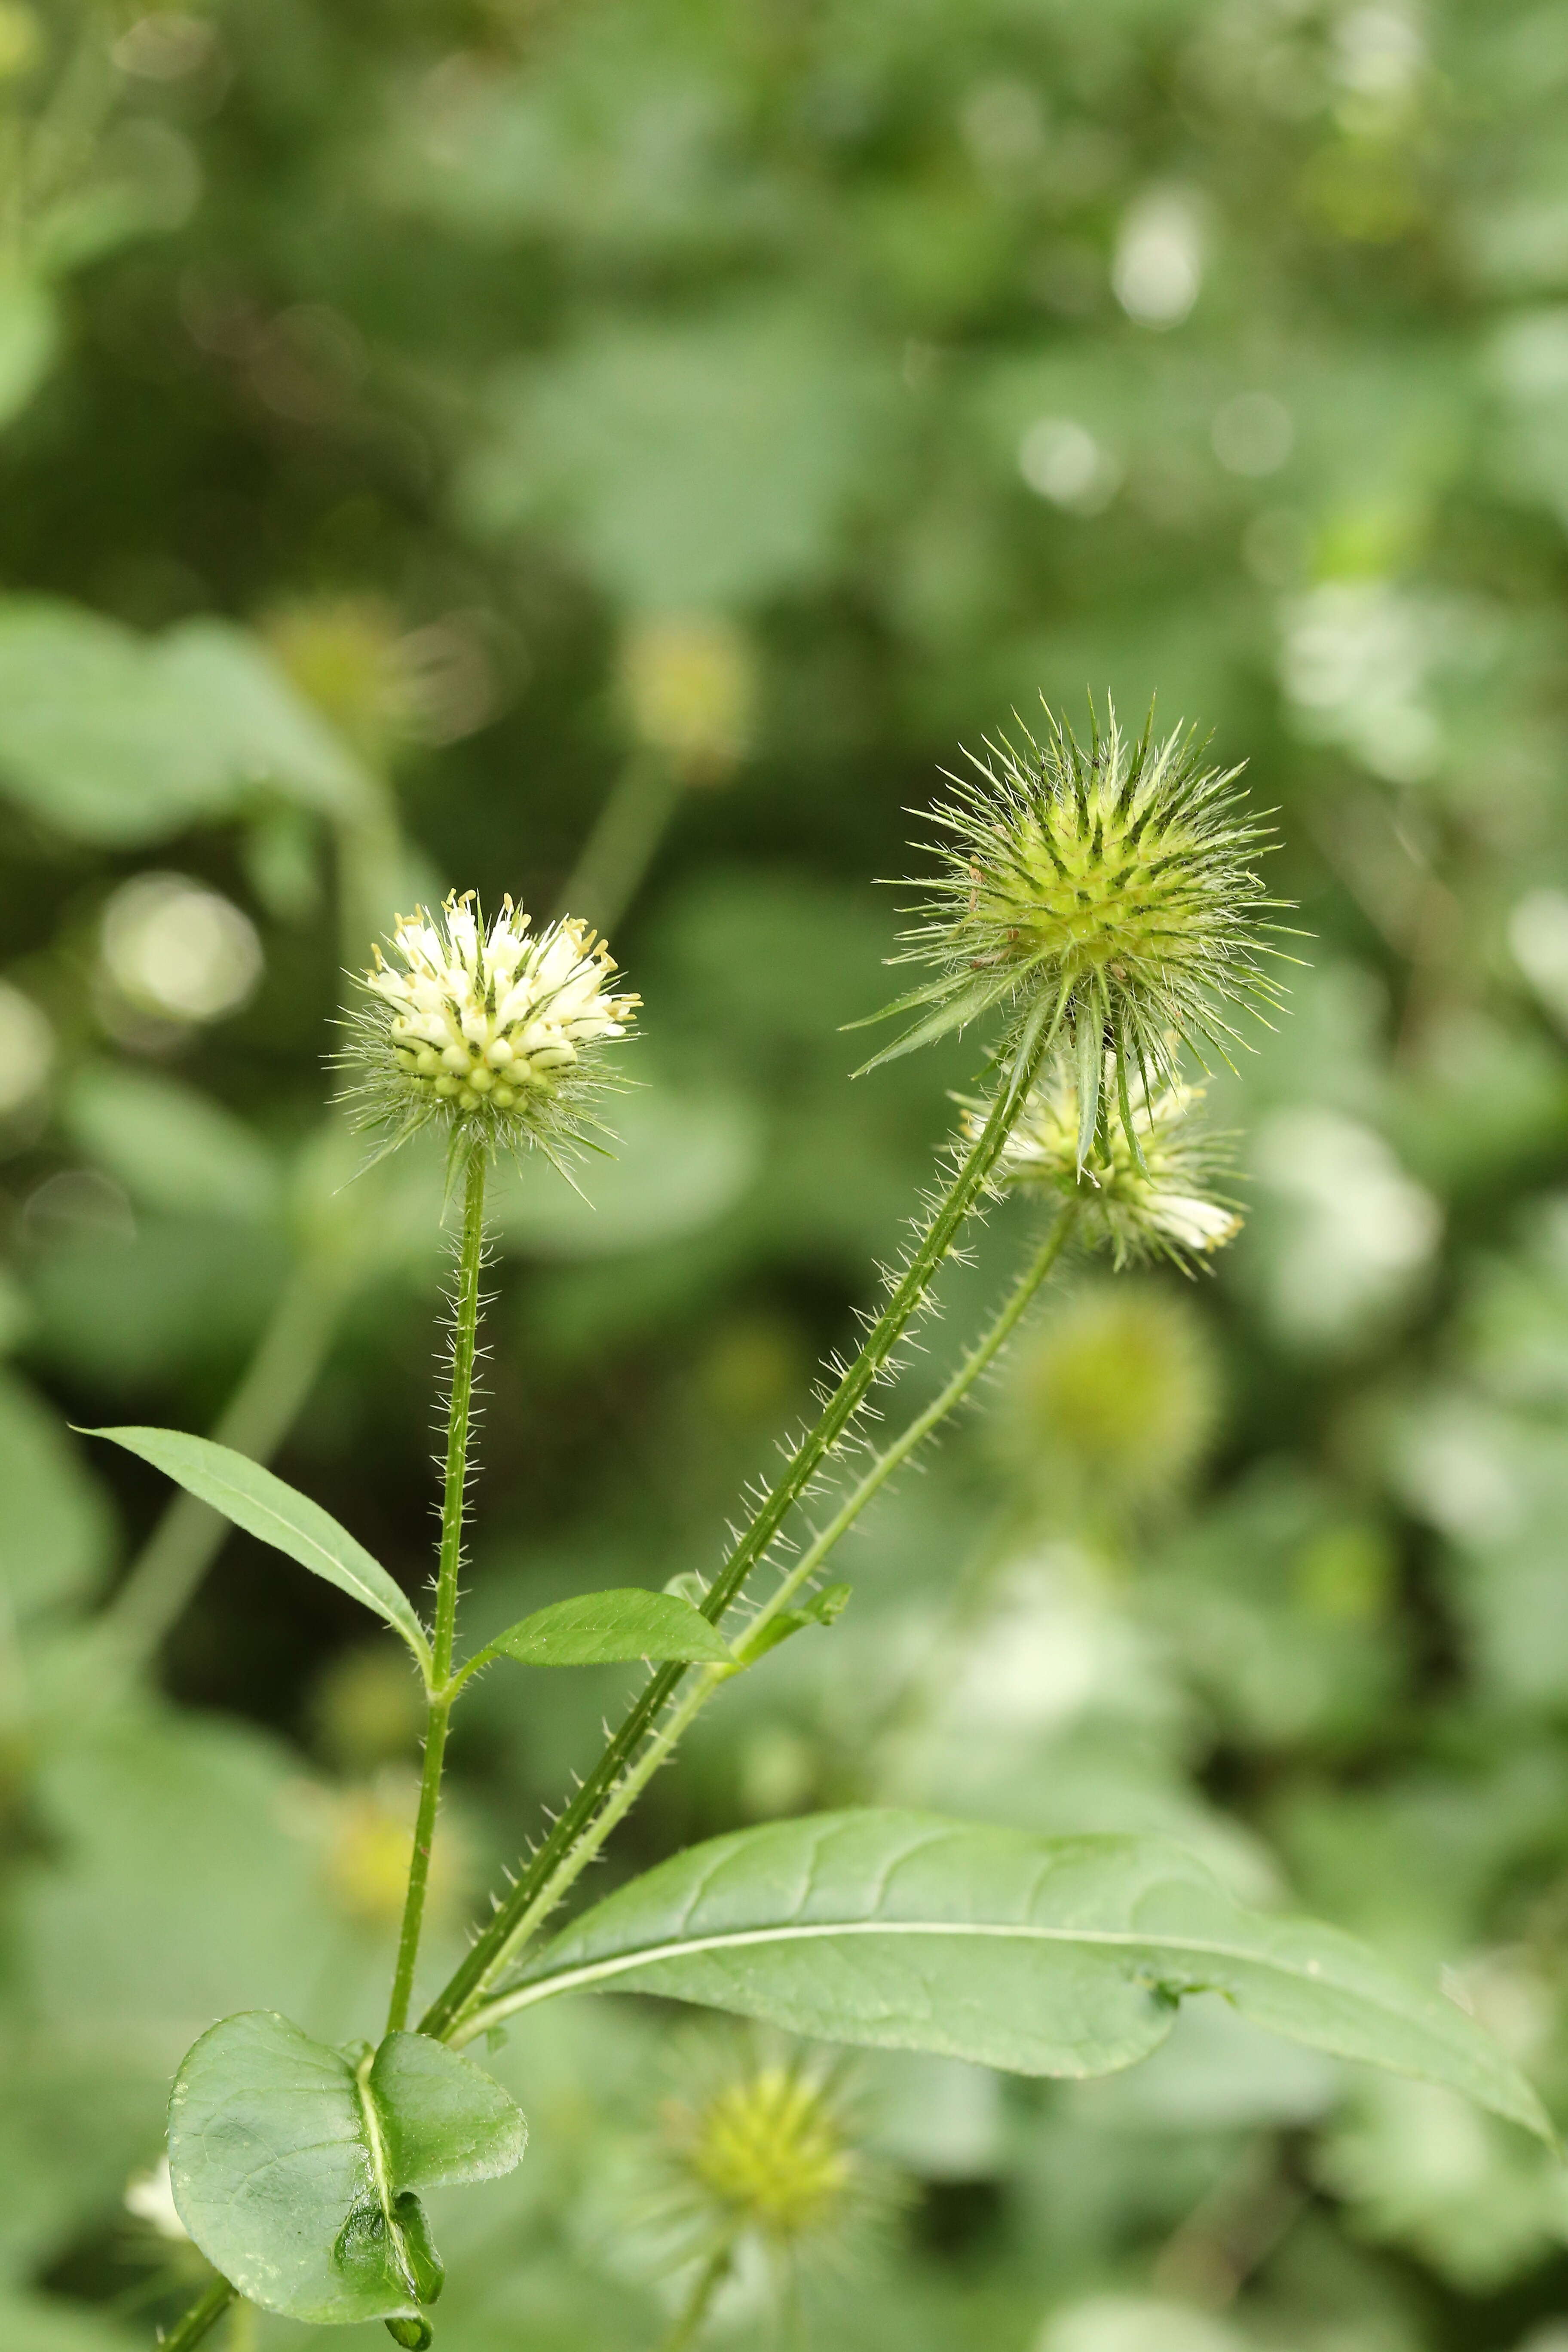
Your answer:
0;599;375;845
63;1063;281;1223
157;619;378;823
478;1586;733;1669
462;298;892;609
168;2012;525;2323
87;1428;431;1674
493;1811;1551;2140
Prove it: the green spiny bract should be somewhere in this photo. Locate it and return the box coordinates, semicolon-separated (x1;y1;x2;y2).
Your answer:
864;700;1283;1160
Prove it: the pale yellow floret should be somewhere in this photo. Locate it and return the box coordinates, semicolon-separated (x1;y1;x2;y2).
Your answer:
357;890;637;1131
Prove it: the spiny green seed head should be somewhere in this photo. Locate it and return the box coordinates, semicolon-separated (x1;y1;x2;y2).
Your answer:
338;890;637;1170
652;2040;890;2274
998;1279;1224;1510
867;699;1283;1143
971;1058;1241;1269
677;2064;848;2239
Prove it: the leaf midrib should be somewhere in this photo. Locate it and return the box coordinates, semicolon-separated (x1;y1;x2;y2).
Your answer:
505;1916;1424;2020
129;1437;430;1669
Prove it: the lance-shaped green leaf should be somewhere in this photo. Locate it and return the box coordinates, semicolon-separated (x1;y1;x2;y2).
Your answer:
476;1811;1551;2140
89;1427;431;1677
168;2012;526;2324
467;1586;734;1674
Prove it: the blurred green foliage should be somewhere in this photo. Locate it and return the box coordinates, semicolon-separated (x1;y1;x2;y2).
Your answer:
6;0;1568;2346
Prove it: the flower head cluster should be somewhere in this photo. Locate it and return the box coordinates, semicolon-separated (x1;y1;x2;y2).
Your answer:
973;1057;1241;1268
867;700;1282;1152
342;891;636;1165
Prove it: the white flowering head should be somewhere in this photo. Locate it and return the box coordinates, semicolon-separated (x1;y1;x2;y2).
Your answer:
341;891;637;1166
974;1056;1242;1269
864;700;1284;1159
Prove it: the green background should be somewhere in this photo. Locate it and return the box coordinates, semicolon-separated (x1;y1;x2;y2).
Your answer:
6;0;1568;2346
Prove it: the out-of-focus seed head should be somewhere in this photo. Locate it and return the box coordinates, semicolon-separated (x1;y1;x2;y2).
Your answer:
339;890;637;1172
971;1057;1241;1269
263;594;406;765
997;1279;1224;1515
289;1769;465;1930
865;699;1283;1158
620;612;756;783
669;2061;850;2245
648;2034;895;2287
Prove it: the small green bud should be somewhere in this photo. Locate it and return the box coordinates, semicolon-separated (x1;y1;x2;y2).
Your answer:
997;1280;1223;1514
383;2317;432;2349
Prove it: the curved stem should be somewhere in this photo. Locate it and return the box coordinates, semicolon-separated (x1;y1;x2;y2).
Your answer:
101;1253;342;1671
448;1207;1076;2047
557;752;682;936
386;1145;488;2035
659;2245;732;2352
156;2277;234;2352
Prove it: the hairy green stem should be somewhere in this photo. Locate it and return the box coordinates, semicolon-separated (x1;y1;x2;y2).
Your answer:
448;1205;1076;2046
557;752;683;936
419;999;1061;2041
386;1145;488;2035
156;2276;235;2352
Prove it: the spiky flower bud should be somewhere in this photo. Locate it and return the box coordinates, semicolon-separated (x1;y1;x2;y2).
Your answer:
341;891;636;1165
868;701;1280;1158
971;1060;1241;1268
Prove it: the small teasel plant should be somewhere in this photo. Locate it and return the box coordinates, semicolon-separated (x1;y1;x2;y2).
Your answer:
95;704;1551;2352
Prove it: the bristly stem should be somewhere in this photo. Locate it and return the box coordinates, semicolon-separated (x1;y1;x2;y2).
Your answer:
418;997;1062;2041
156;2276;235;2352
448;1204;1078;2046
386;1143;488;2035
